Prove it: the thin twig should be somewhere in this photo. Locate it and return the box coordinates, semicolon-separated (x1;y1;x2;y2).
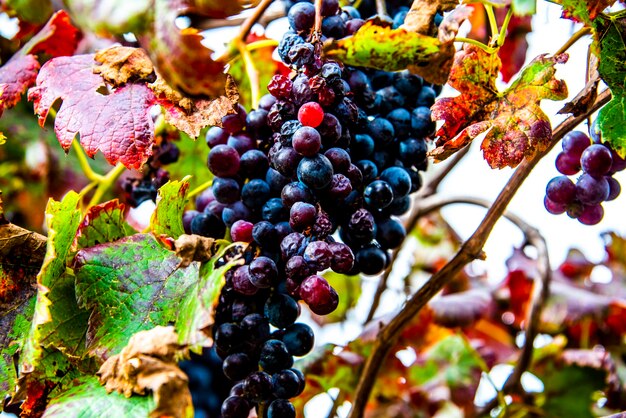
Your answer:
363;146;470;323
314;0;323;36
554;26;592;56
346;89;612;418
234;0;275;43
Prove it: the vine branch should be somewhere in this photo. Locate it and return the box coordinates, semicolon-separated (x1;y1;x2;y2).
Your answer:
346;88;612;418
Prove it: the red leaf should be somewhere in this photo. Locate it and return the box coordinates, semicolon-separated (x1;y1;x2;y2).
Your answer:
0;55;40;117
28;54;157;169
0;11;80;117
429;289;494;327
430;44;568;168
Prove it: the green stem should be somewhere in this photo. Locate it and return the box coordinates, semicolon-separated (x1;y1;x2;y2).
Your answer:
454;37;497;54
87;163;126;208
237;40;261;110
246;39;279;52
71;141;104;182
484;4;499;39
496;7;514;48
188;178;213;199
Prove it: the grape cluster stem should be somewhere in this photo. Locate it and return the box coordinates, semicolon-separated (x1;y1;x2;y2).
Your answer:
346;88;612;418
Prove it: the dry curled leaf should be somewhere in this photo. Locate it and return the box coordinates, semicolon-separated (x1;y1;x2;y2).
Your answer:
402;0;460;35
93;46;156;85
97;326;193;418
174;234;219;267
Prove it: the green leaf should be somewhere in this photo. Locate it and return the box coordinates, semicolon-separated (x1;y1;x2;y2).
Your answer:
175;247;238;351
408;335;484;389
21;192;89;367
554;0;616;25
5;0;53;24
151;179;190;239
594;12;626;157
512;0;536;15
324;19;441;72
74;233;198;358
541;365;606;417
74;200;135;250
42;375;155;418
64;0;152;36
166;132;212;192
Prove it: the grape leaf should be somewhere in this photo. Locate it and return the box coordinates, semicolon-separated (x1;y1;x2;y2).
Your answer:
175;248;236;351
73;200;135;250
28;54;157;170
323;18;441;73
0;219;45;399
5;0;53;24
64;0;152;36
139;0;228;98
93;45;238;139
150;179;189;239
554;0;616;25
42;375;154;418
97;326;192;418
429;289;493;327
402;0;460;35
0;10;80;118
593;12;626;157
430;44;568;168
20;192;89;368
73;233;199;359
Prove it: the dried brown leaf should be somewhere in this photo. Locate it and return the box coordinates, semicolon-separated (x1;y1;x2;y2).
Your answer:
97;326;193;418
173;234;220;268
93;46;156;86
402;0;460;35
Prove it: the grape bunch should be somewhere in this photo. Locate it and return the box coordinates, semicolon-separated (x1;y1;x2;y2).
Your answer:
179;0;440;416
544;130;625;225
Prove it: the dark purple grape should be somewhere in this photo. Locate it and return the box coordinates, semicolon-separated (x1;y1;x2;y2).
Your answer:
376;217;406;249
233;265;258;296
368;117;395;147
214;323;242;352
581;144;613;177
259;93;278;110
281;182;315;208
289;201;317;231
387;108;411;139
280;232;306;260
317;113;342;146
228;133;255;155
223;353;254;381
287;2;315;32
364;180;394;209
576;174;609;205
267;399;296;418
328;242;354;273
212;177;240;204
356;245;387;275
281;323;314;357
285;256;311;281
252;221;278;248
561;131;590;159
297;154;334;189
555;152;580;175
345;18;365;34
348;208;376;241
221;395;250;418
207;145;240;177
356;160;378;183
243;371;273;402
183;210;199;234
324;148;351;172
249;256;278;288
206;126;229;148
259;339;293;372
195;188;215;212
352;134;375;160
327;173;353;199
544;196;567;215
222;105;247;134
292;126;322;156
277;33;304;64
240;313;270;345
606;176;621;201
273;147;302;178
578;204;604;225
380;167;412;197
345;163;363;189
271;369;302;399
191;212;226;239
299;275;339;315
268;75;293;100
376;87;404;115
264;293;300;329
246;109;269;134
288;42;315;67
241;179;271;208
416;86;436;107
303;240;332;270
322;15;346;38
545;176;576;204
240;150;269;179
411;106;435;137
393;71;423;97
385;196;411;216
266;168;290;195
262;198;288;224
